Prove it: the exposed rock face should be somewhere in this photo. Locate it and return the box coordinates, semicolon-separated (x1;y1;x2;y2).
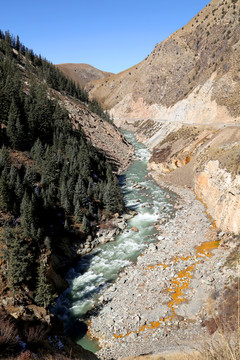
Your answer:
87;0;240;125
195;160;240;234
56;63;113;88
110;74;238;124
133;122;240;234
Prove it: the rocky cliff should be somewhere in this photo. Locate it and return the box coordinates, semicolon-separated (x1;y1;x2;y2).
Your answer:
195;161;240;233
138;122;240;234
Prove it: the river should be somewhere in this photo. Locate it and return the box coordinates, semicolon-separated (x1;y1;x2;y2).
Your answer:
54;131;177;352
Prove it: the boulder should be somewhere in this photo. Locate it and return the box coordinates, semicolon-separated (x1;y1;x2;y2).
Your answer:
131;227;139;232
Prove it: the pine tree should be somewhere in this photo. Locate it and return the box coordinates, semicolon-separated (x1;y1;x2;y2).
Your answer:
74;200;83;222
0;145;11;170
97;208;102;221
103;177;124;214
16;35;20;51
6;99;24;149
87;178;94;197
81;215;90;234
15;117;25;148
23;167;37;188
73;175;88;208
15;174;24;203
2;227;33;292
35;261;55;308
0;167;12;212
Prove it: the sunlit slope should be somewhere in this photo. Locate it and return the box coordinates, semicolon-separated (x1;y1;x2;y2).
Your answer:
87;0;240;123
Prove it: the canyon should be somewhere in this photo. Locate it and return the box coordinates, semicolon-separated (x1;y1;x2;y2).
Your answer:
66;0;240;358
85;0;240;235
1;0;237;358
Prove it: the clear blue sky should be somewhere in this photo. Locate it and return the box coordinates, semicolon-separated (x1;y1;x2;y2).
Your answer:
0;0;209;74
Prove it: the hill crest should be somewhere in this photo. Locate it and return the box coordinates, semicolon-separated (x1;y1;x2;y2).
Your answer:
56;62;114;88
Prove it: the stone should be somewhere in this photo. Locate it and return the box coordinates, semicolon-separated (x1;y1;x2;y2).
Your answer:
86;235;92;242
218;231;226;238
122;213;134;220
118;221;126;230
148;243;158;252
129;332;138;340
131;227;139;232
99;236;107;244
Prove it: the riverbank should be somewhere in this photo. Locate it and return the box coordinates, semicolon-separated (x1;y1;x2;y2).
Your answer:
88;181;238;359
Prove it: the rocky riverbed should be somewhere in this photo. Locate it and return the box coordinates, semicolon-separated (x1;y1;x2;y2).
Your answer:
74;212;137;256
88;186;237;359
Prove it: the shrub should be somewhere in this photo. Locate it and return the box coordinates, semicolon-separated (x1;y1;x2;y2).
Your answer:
23;323;48;346
0;312;19;353
17;351;34;360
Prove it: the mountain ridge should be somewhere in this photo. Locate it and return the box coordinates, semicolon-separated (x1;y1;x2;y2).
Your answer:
56;62;114;88
86;0;240;124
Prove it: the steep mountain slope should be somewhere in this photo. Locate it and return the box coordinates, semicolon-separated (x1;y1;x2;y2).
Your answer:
61;97;132;172
56;63;113;88
86;0;240;235
145;123;240;234
87;0;240;124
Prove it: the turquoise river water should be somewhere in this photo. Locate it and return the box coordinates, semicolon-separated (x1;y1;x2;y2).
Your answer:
54;131;176;353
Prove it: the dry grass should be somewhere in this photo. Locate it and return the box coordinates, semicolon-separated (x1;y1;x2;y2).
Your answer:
189;278;240;360
197;140;240;176
157;126;201;148
199;333;240;360
124;331;240;360
224;236;240;269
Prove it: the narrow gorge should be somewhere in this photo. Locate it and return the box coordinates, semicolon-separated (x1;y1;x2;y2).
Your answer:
60;0;240;357
0;0;239;359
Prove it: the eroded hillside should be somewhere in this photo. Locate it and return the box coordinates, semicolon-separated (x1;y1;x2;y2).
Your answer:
87;0;240;124
129;119;240;234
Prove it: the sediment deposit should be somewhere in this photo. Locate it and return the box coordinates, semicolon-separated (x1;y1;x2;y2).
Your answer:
89;186;237;359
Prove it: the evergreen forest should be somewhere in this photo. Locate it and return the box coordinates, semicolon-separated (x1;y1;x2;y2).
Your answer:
0;30;124;313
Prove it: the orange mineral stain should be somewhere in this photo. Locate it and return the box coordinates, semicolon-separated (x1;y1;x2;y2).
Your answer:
112;238;219;340
195;194;217;230
144;263;168;271
174;255;191;263
196;240;220;258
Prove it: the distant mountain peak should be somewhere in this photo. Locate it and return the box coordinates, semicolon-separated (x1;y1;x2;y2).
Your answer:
56;63;114;88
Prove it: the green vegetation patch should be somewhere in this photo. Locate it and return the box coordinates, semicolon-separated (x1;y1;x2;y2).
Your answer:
0;30;124;312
